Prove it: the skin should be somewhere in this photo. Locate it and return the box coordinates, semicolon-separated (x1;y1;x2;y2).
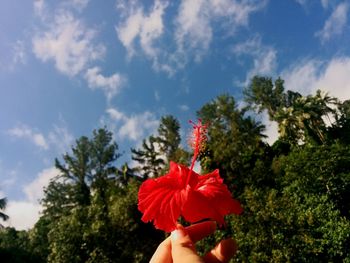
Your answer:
150;221;237;263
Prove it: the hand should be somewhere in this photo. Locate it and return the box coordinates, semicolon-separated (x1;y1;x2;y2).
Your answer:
150;221;237;263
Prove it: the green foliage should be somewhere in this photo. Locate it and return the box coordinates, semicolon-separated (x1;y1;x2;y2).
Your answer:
0;227;43;263
131;136;166;179
132;115;190;178
0;197;9;223
245;76;338;145
197;94;268;192
3;77;350;262
48;208;90;263
155;115;182;161
108;180;164;262
32;127;163;262
29;216;51;261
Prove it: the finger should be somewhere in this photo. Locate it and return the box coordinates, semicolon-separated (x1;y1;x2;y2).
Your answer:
171;224;203;263
203;238;237;263
150;238;172;263
150;221;216;263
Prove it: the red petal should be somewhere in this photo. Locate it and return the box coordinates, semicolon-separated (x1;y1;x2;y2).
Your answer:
196;170;243;215
138;162;192;232
138;162;242;232
182;189;225;224
168;161;198;188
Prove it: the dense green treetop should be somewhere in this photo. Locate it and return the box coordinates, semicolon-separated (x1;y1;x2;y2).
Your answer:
2;76;350;262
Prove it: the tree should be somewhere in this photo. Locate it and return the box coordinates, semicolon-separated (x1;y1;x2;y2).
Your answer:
155;115;181;160
37;128;124;262
330;99;350;144
244;76;285;117
131;136;165;179
54;135;92;207
197;94;268;191
0;227;43;263
245;76;338;145
154;115;190;164
47;207;90;263
0;197;9;223
131;115;190;178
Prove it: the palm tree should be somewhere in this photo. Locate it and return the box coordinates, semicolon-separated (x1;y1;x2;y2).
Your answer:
131;135;166;179
274;89;337;145
0;197;9;222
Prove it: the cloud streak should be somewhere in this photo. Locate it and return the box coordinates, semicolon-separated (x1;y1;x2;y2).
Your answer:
232;35;277;86
7;120;74;154
2;167;58;230
33;11;105;76
23;167;58;203
315;2;349;43
106;108;159;141
281;57;350;101
8;125;49;150
116;0;168;59
116;0;267;75
174;0;267;64
85;67;126;101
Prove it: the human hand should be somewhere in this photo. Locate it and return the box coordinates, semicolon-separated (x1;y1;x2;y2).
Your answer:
150;221;237;263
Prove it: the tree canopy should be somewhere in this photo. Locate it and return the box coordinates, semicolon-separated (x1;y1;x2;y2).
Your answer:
1;76;350;262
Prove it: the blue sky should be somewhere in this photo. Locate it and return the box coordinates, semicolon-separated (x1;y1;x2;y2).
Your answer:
1;0;350;229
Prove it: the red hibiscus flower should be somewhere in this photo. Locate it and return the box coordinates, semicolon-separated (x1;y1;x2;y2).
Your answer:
137;119;243;232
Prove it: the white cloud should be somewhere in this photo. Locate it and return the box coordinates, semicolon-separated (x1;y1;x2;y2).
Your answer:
178;104;189;111
8;125;49;150
313;58;350;101
2;167;58;230
119;112;159;141
321;0;330;9
106;108;159;141
116;0;266;75
116;0;169;74
85;67;126;100
154;90;160;101
0;40;27;71
315;2;349;43
174;0;211;63
12;40;26;67
64;0;90;11
174;0;267;64
262;55;350;144
232;35;277;86
282;57;350;101
260;110;279;145
34;0;90;20
34;0;46;19
23;167;58;203
295;0;308;6
116;0;168;59
106;108;125;121
8;120;74;154
48;123;74;155
33;11;105;76
33;134;48;149
295;0;333;10
2;201;42;230
281;59;321;95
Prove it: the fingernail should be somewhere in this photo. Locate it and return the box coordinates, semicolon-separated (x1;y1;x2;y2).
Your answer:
171;225;186;241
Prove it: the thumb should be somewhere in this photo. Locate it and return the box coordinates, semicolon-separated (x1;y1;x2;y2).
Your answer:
171;224;203;263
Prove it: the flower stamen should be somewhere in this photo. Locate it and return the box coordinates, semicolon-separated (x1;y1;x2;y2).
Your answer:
188;119;208;172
